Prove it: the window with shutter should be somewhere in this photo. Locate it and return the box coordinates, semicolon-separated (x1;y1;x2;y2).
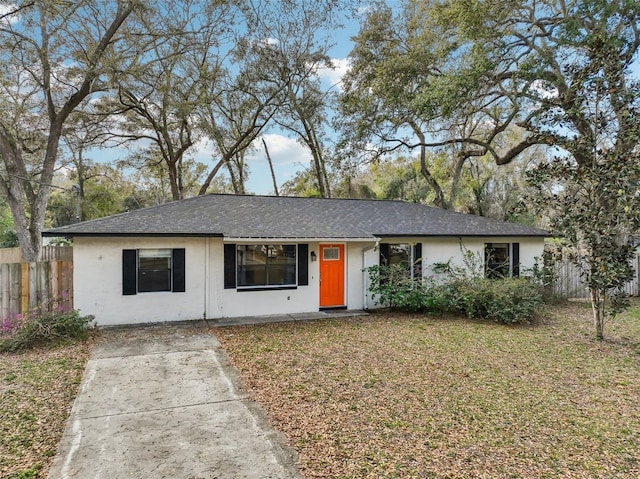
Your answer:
484;243;520;278
122;248;185;294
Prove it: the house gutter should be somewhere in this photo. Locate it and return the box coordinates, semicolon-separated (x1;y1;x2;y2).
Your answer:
222;236;375;243
203;237;209;320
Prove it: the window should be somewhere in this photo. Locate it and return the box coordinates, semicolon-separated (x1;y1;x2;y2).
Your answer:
138;249;172;292
484;243;520;278
122;249;185;295
387;244;411;268
323;247;340;261
236;244;297;288
224;243;308;290
379;243;422;279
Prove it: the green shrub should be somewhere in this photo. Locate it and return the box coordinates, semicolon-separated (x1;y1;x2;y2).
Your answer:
446;277;544;324
420;282;456;315
367;264;416;310
0;307;94;352
367;265;544;324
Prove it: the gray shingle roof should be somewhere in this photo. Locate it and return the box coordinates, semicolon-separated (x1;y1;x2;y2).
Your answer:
42;194;549;239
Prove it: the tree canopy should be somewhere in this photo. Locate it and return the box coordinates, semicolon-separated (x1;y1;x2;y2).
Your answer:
341;0;639;187
340;0;640;338
0;0;351;259
0;1;138;260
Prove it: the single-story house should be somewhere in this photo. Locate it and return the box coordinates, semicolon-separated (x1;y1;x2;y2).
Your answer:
43;194;549;326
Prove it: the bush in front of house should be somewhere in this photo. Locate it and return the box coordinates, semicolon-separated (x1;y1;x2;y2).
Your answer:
367;264;426;311
0;304;94;352
367;265;545;324
445;277;544;324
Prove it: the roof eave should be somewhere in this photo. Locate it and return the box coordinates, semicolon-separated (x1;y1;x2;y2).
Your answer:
222;236;378;243
42;231;225;238
374;232;551;238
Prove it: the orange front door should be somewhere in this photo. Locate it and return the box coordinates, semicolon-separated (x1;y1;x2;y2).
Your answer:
319;244;345;308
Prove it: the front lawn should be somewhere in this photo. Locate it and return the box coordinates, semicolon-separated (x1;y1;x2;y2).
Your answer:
216;302;640;478
0;342;91;479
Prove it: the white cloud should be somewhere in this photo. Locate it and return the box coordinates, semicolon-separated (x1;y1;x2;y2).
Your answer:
189;137;215;163
188;134;311;167
318;57;351;91
245;134;311;194
356;5;374;15
247;134;311;165
0;3;20;25
529;79;558;99
252;37;279;48
184;133;311;195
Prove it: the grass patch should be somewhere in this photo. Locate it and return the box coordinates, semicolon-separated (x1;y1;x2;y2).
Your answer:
216;301;640;478
0;341;92;478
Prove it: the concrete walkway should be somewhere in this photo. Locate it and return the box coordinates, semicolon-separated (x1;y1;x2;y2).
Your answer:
207;309;368;327
47;323;303;479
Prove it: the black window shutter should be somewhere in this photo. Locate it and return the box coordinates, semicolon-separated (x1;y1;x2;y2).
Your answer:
512;242;520;277
224;244;236;289
413;243;422;279
379;244;390;266
172;248;186;292
122;249;137;295
297;244;309;286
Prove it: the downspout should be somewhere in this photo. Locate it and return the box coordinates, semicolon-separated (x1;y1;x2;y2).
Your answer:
203;237;208;320
362;241;379;310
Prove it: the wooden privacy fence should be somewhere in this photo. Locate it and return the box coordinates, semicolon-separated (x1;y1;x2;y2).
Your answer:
0;246;73;320
550;254;640;299
0;245;73;263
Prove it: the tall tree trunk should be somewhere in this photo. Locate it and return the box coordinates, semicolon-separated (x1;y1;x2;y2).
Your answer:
233;153;246;194
300;118;329;197
227;161;240;194
75;147;86;222
310;148;326;197
411;125;447;209
198;157;226;195
418;142;447;209
262;138;279;196
0;123;48;261
590;287;605;340
312;130;331;198
167;161;182;200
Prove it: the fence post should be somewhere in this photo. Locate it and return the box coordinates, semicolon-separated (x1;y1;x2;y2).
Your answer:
10;263;21;316
637;254;640;296
21;262;29;314
28;262;38;310
51;261;60;302
1;263;9;319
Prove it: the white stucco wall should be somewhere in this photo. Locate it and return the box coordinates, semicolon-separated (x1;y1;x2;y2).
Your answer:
73;237;208;326
73;235;545;325
422;237;543;279
74;237;379;325
214;240;321;317
364;236;545;309
346;242;374;310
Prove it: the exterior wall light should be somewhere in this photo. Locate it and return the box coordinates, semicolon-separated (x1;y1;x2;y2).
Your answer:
310;251;317;261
